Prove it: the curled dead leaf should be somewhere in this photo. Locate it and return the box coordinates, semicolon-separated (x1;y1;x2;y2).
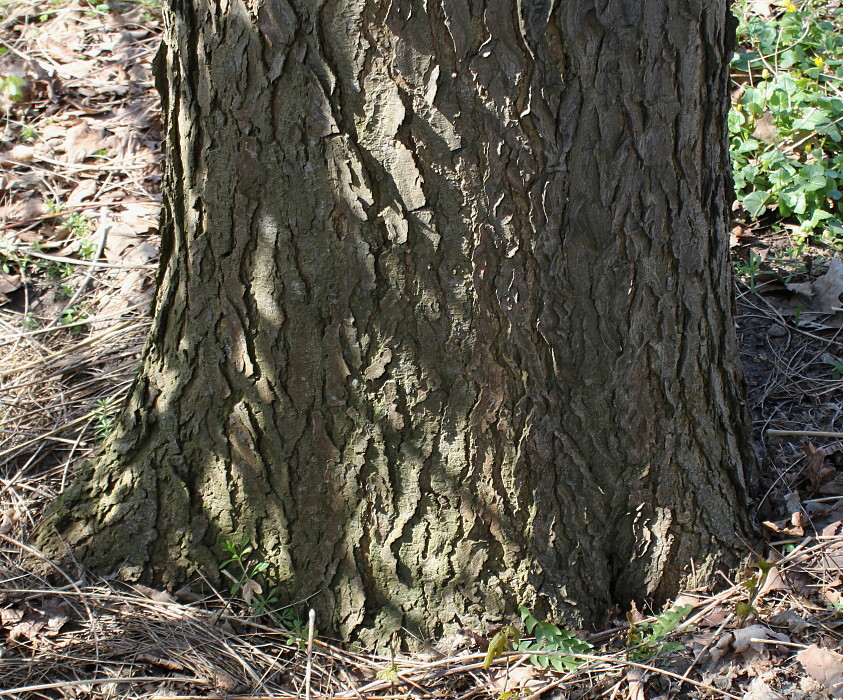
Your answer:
813;259;843;318
0;608;24;628
804;441;828;493
732;625;790;655
241;579;262;607
9;615;46;642
752;111;778;144
762;519;804;537
61;121;116;163
757;566;788;597
770;610;811;634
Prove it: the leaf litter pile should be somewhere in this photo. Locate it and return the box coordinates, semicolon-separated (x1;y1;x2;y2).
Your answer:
2;1;843;698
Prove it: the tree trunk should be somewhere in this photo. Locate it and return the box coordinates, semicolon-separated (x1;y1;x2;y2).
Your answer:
41;0;757;646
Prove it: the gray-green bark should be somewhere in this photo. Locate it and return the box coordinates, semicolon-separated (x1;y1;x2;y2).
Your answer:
41;0;757;646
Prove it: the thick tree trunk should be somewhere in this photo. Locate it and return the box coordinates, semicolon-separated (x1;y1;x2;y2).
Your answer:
41;0;757;646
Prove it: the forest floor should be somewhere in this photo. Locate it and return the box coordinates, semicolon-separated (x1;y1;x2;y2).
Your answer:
1;0;843;698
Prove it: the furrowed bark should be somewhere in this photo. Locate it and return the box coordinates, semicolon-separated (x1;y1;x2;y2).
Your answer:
41;0;757;647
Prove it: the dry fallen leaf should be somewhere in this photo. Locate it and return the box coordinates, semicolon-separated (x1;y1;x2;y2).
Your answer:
747;0;774;18
1;145;35;163
742;676;785;700
762;519;804;537
798;644;843;698
61;121;115;163
695;606;731;628
791;510;807;532
752;111;778;144
786;280;814;297
0;608;24;628
732;625;790;654
66;179;99;205
813;258;843;314
757;565;789;597
711;625;790;664
132;584;176;603
0;273;22;306
118;202;160;233
627;669;646;700
770;610;811;634
208;667;239;692
175;585;204;603
9;614;46;642
42;599;70;633
492;665;537;693
805;442;828;493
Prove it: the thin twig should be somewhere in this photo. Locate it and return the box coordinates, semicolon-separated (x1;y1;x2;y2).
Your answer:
305;608;316;700
767;429;843;438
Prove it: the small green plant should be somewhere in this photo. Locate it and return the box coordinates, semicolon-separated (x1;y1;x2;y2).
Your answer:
83;0;111;15
220;540;311;647
45;261;74;279
38;0;62;21
737;558;774;622
734;249;764;293
60;304;88;332
40;257;74;279
0;238;18;274
626;604;692;661
498;692;525;700
375;662;399;682
829;358;843;379
64;212;90;237
92;397;119;441
516;607;594;671
20;125;36;142
62;213;96;260
276;607;309;648
0;75;26;102
1;239;74;279
484;624;521;669
220;540;271;595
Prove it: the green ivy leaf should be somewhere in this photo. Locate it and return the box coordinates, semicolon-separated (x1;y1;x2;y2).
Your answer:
742;190;771;217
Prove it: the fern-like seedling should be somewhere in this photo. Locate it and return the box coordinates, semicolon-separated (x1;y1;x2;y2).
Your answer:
626;604;692;661
517;607;594;671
